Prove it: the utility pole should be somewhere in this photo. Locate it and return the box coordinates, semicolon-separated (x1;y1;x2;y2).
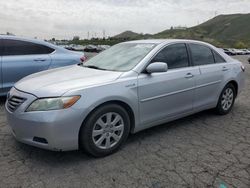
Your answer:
103;29;106;39
215;11;218;17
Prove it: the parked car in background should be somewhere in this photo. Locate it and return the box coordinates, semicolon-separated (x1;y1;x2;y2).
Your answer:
233;48;244;55
97;45;111;52
242;49;250;55
223;49;231;55
222;48;233;55
229;49;238;55
84;45;98;52
0;35;85;95
223;48;237;56
5;39;245;157
84;45;111;53
64;44;85;52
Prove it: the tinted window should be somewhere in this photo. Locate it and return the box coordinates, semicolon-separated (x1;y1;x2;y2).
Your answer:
151;43;189;69
0;40;3;56
213;51;226;63
2;39;55;56
189;43;214;66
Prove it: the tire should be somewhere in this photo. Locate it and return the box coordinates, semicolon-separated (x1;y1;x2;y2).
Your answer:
80;104;130;157
215;83;236;115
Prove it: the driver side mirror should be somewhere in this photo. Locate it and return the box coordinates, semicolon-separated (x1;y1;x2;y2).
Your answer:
146;62;168;74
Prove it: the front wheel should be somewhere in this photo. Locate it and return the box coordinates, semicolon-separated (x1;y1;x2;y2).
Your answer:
215;83;236;115
79;104;130;157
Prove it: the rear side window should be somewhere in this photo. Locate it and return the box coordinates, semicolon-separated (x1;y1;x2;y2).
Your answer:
2;39;55;56
189;43;214;66
151;43;189;69
213;51;226;63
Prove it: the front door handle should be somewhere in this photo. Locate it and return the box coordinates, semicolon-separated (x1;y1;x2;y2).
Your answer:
222;66;229;71
185;73;194;79
34;58;46;62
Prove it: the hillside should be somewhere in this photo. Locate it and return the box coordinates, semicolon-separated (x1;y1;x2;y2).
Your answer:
156;13;250;47
113;14;250;47
193;13;250;46
113;31;143;39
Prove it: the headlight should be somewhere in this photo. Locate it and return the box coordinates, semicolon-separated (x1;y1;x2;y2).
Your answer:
26;96;80;112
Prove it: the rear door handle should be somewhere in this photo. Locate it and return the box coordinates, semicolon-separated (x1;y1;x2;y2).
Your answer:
34;58;46;62
185;73;194;79
222;66;229;71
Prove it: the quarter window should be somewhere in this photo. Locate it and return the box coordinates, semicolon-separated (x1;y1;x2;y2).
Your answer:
2;39;55;56
151;43;189;69
189;43;214;66
213;51;226;63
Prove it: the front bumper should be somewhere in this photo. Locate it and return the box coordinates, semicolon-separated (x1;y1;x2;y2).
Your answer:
5;88;84;151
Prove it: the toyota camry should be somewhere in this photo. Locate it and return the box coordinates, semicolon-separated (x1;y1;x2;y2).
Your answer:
5;39;245;157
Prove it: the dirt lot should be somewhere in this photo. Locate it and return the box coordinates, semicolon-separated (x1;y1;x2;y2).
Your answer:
0;55;249;188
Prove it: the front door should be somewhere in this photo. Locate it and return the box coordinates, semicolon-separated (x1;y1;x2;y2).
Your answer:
138;43;199;125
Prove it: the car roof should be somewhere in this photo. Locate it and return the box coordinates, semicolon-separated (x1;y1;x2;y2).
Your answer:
124;39;213;46
0;35;64;50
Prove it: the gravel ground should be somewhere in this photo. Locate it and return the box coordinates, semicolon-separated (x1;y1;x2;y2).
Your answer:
0;55;249;188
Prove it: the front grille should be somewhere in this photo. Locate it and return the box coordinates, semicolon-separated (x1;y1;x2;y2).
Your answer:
7;96;26;112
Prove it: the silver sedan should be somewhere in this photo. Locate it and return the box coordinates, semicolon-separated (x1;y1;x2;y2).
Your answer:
5;39;245;157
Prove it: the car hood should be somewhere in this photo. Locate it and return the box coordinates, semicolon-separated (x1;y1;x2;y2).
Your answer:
15;65;123;97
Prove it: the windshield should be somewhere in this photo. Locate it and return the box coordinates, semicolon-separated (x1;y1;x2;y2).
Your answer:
83;43;156;71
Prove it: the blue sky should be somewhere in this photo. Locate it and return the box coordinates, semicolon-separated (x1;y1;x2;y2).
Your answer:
0;0;249;39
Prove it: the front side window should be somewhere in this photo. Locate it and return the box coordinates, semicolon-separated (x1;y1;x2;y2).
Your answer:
150;43;189;69
189;43;214;66
2;39;55;56
84;43;156;72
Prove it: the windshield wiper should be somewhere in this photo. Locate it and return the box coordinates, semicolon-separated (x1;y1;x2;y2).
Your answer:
82;65;108;71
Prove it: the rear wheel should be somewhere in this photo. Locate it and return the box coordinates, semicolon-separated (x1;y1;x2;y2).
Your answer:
80;104;130;157
215;83;236;115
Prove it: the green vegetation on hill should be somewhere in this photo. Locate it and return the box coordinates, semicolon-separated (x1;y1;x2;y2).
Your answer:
154;13;250;47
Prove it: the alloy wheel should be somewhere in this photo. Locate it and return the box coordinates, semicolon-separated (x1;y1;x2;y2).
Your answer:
92;112;124;149
221;88;234;111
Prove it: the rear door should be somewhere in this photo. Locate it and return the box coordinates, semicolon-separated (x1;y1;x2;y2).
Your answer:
188;43;228;110
2;39;53;93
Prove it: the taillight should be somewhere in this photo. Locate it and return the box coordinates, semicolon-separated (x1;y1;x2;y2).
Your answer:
80;56;87;62
241;65;245;72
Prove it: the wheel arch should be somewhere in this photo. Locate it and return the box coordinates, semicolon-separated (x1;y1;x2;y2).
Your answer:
227;80;238;97
78;100;136;148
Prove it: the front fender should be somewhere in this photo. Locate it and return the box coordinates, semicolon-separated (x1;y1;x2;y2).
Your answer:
65;79;140;134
